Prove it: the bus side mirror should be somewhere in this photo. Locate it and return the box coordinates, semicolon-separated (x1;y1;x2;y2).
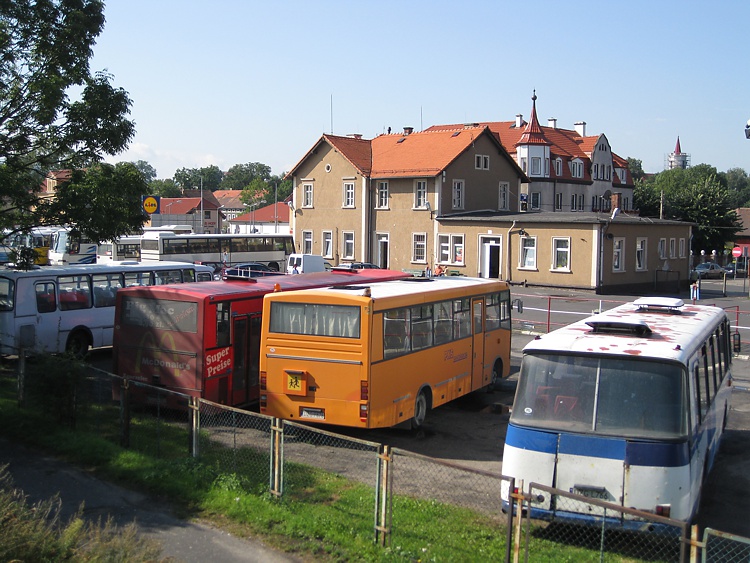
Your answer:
513;298;523;314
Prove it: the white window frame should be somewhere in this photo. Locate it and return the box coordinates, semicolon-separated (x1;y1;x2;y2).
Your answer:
475;154;490;170
412;233;427;263
551;237;570;271
414;180;427;208
322;231;333;259
498;182;509;210
530;192;541;210
679;238;686;258
342;182;355;208
531;157;541;176
636;237;647;271
555;158;562;176
571;193;578;211
519;236;537;269
302;230;313;254
613;237;625;272
669;238;676;259
302;183;313;208
342;231;355;260
376;181;389;209
658;238;667;259
452;180;464;210
437;233;464;265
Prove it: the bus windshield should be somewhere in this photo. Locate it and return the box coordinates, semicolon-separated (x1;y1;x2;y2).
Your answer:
511;354;687;439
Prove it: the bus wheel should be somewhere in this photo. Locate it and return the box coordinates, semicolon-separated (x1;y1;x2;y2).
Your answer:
488;360;503;391
66;330;90;358
411;390;428;429
268;262;280;272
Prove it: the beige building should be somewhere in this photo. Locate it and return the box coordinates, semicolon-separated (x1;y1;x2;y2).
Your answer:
286;98;693;294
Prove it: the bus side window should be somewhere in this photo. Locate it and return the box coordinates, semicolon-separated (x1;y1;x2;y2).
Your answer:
216;302;230;347
35;282;56;313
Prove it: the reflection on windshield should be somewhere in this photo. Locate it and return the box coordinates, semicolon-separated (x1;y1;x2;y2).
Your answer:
510;354;687;439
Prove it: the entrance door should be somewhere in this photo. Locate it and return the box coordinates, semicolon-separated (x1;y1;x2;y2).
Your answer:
471;297;485;390
376;234;389;269
231;313;262;405
480;237;502;278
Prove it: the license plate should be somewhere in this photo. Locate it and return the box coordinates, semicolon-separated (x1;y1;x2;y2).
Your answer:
571;486;609;500
300;408;325;420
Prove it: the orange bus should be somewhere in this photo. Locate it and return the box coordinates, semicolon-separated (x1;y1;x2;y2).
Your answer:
113;269;410;407
259;276;513;428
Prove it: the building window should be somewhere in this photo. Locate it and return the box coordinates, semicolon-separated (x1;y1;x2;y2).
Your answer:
412;233;427;263
342;231;354;259
669;238;676;259
376;181;389;209
571;194;578;211
555;158;562;176
555;192;562;211
322;231;332;259
302;183;313;208
613;238;625;272
520;236;537;269
415;180;427;208
623;197;629;211
498;182;509;210
531;157;541;176
552;238;570;271
302;230;313;254
530;192;541;210
452;180;464;210
520;157;527;173
636;238;647;271
679;238;686;258
570;160;583;178
475;154;489;170
658;238;666;259
577;194;584;211
342;182;355;208
593;164;599;179
437;234;464;265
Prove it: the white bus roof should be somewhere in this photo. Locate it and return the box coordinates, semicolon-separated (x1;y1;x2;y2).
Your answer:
0;261;212;278
523;299;727;363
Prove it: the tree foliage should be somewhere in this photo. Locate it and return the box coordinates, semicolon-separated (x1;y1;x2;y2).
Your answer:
222;162;271;191
149;178;181;198
173;165;223;191
0;0;136;236
634;165;742;254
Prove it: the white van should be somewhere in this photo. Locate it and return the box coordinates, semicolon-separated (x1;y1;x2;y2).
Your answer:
287;254;325;274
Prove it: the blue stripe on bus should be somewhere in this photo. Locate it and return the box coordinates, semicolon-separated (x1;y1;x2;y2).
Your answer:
507;424;690;467
505;424;558;454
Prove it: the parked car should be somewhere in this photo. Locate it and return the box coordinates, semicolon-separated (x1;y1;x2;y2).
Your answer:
334;262;380;270
724;263;747;277
691;262;727;280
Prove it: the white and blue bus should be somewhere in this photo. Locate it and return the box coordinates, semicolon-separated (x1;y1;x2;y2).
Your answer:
502;297;733;526
0;261;214;356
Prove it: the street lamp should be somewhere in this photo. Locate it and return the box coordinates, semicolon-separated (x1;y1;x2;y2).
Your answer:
249;200;266;233
164;200;181;226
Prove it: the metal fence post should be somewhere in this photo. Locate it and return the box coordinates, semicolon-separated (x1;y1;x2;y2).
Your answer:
375;445;392;546
189;396;200;458
505;477;515;563
512;479;524;563
119;378;130;448
269;417;283;497
17;348;25;407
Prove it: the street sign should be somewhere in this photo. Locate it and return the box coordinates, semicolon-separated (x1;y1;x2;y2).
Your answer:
733;247;742;258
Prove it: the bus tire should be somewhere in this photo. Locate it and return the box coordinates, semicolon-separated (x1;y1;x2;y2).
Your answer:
267;262;280;272
411;389;429;429
66;329;90;358
489;359;503;391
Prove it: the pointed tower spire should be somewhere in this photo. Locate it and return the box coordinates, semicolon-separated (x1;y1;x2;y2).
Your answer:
674;136;682;155
516;90;550;146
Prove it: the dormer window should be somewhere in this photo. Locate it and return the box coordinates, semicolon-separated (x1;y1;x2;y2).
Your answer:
554;158;562;176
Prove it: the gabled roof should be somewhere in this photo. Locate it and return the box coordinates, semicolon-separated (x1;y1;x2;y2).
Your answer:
287;134;373;178
230;202;290;223
160;197;221;214
213;189;245;209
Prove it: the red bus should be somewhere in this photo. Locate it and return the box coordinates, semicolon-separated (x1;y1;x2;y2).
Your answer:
112;269;410;407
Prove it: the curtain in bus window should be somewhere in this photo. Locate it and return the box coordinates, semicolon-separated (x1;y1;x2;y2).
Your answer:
58;275;92;310
0;278;14;311
269;302;359;338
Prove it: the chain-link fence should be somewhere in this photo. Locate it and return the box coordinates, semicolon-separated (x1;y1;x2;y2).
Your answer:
14;363;750;561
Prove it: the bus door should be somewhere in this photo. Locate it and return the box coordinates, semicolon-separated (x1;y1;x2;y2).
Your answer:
231;313;262;405
471;297;485;391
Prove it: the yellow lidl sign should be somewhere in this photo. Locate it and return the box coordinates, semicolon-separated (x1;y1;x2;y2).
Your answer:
142;196;160;214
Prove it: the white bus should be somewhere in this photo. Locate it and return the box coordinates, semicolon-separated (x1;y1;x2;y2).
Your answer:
97;236;142;263
139;232;294;271
501;297;733;527
5;227;58;265
0;261;214;356
48;228;98;265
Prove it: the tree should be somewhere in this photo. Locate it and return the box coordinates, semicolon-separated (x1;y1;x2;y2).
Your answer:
36;162;149;242
626;157;646;182
0;1;136;235
150;178;181;198
131;160;157;183
240;178;271;206
222;162;272;191
173;165;223;191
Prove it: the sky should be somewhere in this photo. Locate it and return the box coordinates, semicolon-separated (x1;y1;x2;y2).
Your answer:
93;0;750;180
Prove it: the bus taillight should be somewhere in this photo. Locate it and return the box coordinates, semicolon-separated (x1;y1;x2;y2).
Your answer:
260;372;267;390
360;381;369;400
359;403;368;422
260;394;267;410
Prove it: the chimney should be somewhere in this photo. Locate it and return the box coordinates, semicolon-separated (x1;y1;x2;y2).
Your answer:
547;118;557;129
347;133;362;140
403;126;414;135
515;114;524;128
574;121;586;136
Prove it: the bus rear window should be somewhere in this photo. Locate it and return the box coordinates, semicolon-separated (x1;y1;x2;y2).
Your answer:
120;296;198;332
269;302;360;338
0;277;14;311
